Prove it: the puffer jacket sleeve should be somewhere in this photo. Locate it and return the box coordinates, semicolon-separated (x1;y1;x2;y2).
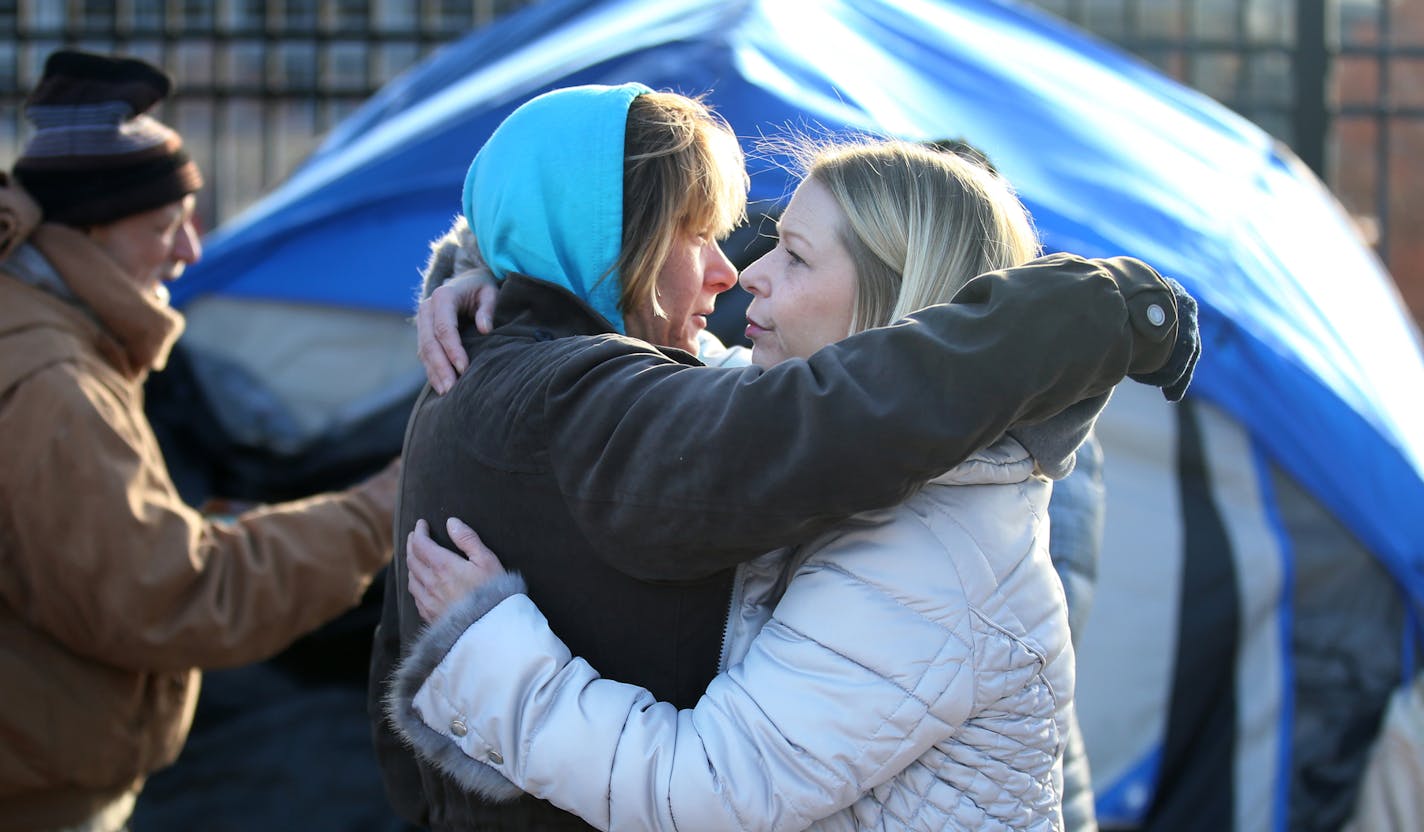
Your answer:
0;360;394;672
389;522;977;832
546;254;1179;581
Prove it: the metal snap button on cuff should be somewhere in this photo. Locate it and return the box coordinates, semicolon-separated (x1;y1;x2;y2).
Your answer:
1146;303;1167;327
487;749;504;765
450;719;467;737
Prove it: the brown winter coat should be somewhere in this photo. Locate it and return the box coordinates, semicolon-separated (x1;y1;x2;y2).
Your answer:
0;224;394;831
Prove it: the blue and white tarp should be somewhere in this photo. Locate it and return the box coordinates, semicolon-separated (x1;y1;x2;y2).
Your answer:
167;2;1424;828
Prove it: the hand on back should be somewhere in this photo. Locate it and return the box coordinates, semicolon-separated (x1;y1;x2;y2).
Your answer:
417;266;498;394
406;517;507;622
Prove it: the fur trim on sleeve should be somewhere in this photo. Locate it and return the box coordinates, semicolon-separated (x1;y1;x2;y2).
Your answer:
384;570;529;802
420;214;480;300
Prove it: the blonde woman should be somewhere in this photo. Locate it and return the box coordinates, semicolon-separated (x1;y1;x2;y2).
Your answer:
387;138;1196;830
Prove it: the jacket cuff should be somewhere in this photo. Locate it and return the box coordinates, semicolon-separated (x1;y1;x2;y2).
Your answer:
1127;276;1200;402
384;571;528;802
1106;256;1179;377
1007;393;1110;480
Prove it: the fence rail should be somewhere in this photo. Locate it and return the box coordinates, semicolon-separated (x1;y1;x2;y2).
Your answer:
1;0;1419;305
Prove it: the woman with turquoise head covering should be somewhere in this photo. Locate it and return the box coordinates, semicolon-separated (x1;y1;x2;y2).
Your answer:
463;81;652;336
372;83;1194;830
461;81;746;352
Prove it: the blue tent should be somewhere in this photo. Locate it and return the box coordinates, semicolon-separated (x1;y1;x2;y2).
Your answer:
155;1;1424;829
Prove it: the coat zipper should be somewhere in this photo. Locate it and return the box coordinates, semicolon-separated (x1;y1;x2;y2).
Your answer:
716;563;748;674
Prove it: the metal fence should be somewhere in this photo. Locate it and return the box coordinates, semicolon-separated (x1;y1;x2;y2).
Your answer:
1034;0;1317;161
1332;0;1423;304
1;0;1419;306
1034;0;1422;316
0;0;530;227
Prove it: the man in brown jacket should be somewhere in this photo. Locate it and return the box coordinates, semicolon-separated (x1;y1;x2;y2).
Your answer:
0;50;399;832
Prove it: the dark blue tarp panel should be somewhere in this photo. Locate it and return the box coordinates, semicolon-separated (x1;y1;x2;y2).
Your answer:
172;0;1424;687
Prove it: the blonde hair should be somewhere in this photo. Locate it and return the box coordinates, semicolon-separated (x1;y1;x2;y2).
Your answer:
615;92;748;319
783;137;1040;334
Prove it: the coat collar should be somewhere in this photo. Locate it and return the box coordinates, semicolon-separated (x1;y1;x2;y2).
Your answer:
491;273;700;366
20;224;184;378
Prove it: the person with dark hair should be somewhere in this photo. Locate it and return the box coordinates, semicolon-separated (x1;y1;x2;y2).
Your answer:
0;50;399;832
369;84;1197;829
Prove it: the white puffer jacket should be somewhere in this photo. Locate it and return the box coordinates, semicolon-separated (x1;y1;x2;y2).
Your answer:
390;437;1074;831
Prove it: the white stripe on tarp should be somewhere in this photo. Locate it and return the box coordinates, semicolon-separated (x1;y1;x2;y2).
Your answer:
1195;400;1287;832
1076;381;1184;821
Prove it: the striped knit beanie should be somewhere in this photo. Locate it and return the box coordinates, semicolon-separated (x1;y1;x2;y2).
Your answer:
12;49;202;227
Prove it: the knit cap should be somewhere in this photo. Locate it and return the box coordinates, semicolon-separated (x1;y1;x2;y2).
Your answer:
11;49;203;227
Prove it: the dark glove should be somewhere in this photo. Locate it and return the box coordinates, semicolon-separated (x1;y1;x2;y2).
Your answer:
1129;276;1199;402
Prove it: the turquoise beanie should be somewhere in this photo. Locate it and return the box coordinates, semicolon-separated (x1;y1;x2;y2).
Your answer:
463;83;652;334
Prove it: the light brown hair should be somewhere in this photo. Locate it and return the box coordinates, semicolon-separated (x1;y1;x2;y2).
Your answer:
615;92;748;318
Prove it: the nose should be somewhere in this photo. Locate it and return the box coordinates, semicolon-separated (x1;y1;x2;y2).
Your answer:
738;250;772;297
174;220;202;265
704;241;738;293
